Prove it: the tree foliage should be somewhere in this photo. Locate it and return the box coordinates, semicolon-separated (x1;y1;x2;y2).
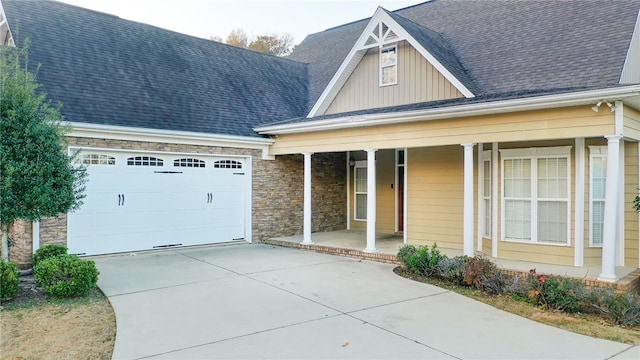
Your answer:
218;29;294;56
0;43;86;259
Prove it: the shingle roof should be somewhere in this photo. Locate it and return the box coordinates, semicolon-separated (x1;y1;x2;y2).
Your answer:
289;0;640;113
383;9;478;94
3;0;308;138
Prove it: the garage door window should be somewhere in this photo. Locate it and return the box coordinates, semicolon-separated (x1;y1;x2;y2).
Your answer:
174;158;206;168
214;160;242;169
127;156;164;166
81;153;116;165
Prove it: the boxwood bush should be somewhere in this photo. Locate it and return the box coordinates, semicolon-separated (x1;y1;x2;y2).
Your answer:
32;244;68;268
0;259;20;302
33;254;99;297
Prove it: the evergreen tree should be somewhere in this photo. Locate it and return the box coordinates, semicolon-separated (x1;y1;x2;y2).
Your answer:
0;43;86;261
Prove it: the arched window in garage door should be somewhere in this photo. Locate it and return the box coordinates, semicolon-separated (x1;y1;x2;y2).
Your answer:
80;153;116;165
213;160;242;169
173;158;206;168
127;156;163;166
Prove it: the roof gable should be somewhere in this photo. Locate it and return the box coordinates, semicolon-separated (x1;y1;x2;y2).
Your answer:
307;6;475;118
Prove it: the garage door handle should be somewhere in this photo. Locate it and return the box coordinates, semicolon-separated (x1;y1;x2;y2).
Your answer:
122;194;125;206
207;193;213;204
118;193;125;206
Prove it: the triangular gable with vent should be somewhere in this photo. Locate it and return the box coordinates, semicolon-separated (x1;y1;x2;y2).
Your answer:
307;7;474;118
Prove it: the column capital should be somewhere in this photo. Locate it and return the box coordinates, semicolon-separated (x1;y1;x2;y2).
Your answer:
364;149;377;153
461;143;476;149
302;152;314;156
604;135;623;143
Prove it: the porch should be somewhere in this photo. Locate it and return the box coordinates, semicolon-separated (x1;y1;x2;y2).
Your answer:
264;230;640;292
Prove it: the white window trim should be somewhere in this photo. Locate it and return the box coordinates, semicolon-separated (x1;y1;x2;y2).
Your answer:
499;146;572;246
354;160;368;221
379;45;397;87
482;150;492;238
589;146;607;247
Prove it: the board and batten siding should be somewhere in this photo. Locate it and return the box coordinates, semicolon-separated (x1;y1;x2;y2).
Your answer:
324;41;463;115
269;106;615;156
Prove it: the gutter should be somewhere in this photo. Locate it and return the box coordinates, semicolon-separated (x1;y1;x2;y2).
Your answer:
255;85;640;135
68;122;276;160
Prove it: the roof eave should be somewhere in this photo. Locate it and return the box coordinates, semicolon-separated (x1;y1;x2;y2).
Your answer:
69;122;276;160
256;85;640;135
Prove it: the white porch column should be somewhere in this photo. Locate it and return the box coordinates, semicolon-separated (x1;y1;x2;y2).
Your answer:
301;152;314;245
364;149;377;253
462;143;475;257
598;135;621;282
574;138;585;267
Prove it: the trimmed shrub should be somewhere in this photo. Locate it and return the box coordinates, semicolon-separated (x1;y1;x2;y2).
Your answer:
32;244;68;268
434;256;467;285
397;243;446;276
34;254;99;297
463;256;502;291
0;259;20;302
528;274;585;312
589;289;640;327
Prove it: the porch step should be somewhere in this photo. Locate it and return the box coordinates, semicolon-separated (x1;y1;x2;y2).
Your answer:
263;239;399;264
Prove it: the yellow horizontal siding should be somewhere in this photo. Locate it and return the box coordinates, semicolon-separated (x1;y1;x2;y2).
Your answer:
624;106;640;141
498;241;574;266
625;141;639;267
406;146;464;250
270;106;615;155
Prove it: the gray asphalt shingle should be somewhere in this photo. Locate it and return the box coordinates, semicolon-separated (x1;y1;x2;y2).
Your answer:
3;0;308;138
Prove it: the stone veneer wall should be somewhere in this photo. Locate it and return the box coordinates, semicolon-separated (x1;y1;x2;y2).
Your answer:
253;152;347;239
8;221;33;270
8;137;347;267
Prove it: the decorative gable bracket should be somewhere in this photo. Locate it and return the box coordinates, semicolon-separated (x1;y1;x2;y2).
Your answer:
307;7;474;118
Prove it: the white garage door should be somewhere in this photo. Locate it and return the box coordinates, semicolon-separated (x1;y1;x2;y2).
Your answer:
67;149;250;255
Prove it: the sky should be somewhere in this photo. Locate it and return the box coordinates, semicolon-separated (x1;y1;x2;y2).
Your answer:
55;0;422;45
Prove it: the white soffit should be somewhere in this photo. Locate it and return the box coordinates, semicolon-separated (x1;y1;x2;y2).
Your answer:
307;7;474;118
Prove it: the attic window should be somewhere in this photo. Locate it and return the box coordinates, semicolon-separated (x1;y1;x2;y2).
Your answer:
380;45;397;86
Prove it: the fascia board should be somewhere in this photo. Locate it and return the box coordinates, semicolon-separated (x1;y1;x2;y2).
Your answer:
257;86;640;135
68;122;276;159
307;7;475;118
307;8;388;118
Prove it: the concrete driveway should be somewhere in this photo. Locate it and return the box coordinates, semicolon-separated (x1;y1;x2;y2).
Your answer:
94;243;639;360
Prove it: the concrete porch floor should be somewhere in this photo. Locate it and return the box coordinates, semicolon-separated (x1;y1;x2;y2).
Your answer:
269;230;639;285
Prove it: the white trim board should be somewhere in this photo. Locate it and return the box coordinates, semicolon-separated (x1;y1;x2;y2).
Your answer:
306;6;474;118
69;122;275;160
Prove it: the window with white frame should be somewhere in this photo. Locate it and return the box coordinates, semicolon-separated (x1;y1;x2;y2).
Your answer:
482;152;491;237
589;146;606;247
380;45;397;86
501;147;571;245
354;162;367;220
